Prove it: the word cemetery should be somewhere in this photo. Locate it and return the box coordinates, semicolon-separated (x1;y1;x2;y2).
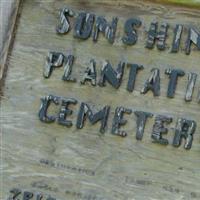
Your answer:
38;7;200;150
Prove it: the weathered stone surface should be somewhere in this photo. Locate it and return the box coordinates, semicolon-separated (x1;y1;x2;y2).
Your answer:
1;1;200;200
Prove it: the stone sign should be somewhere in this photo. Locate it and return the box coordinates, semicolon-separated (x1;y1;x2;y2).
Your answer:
1;0;200;199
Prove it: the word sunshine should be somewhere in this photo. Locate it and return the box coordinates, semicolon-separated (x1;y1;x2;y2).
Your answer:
56;7;200;55
39;94;196;150
44;52;200;102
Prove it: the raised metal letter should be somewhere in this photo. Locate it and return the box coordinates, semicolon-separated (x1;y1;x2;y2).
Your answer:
23;191;33;200
185;28;200;55
134;111;153;140
39;95;60;123
141;68;160;96
146;21;168;50
74;12;95;39
81;59;97;86
122;18;142;45
9;188;21;200
76;103;110;133
98;60;125;89
165;68;185;98
171;24;183;53
58;98;77;127
62;55;76;82
185;72;197;102
56;8;74;34
44;52;64;78
173;118;196;150
152;115;173;145
127;64;143;92
112;107;132;137
93;16;118;44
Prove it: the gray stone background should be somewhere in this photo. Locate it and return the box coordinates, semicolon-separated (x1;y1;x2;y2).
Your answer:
0;0;14;53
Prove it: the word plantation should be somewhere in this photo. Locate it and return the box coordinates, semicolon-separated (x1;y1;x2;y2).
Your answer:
56;7;200;55
44;52;200;102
